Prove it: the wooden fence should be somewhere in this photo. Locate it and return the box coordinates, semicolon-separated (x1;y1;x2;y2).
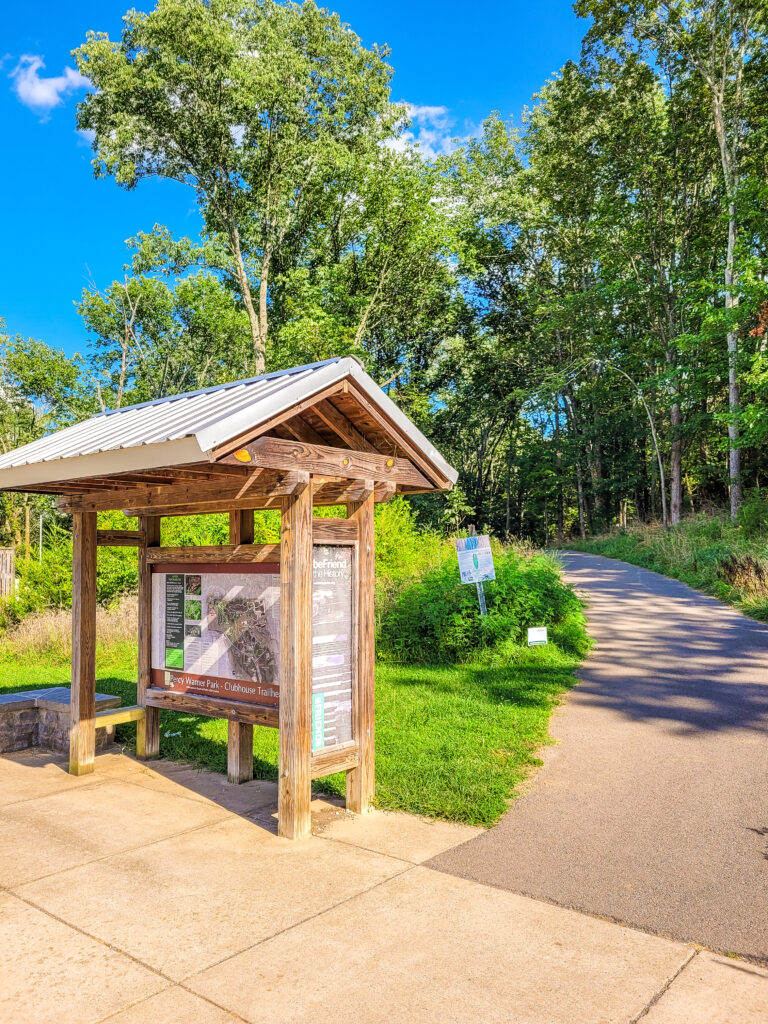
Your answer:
0;548;15;598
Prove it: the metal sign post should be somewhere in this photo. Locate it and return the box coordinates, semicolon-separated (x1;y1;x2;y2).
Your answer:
476;580;488;616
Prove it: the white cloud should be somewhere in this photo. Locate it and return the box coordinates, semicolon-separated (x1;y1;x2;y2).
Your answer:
10;54;89;116
407;103;450;122
390;101;478;161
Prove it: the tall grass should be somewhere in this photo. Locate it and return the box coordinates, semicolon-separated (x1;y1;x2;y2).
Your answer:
0;595;138;665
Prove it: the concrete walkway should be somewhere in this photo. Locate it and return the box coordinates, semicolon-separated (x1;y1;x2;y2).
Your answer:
429;552;768;964
2;748;767;1023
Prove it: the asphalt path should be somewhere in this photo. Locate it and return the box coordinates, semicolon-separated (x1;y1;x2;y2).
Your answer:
427;551;768;961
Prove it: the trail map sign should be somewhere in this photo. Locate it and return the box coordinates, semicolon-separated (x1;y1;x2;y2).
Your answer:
151;565;281;705
150;546;356;740
455;535;495;584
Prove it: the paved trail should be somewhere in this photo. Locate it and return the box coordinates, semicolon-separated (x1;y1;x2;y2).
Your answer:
428;552;768;960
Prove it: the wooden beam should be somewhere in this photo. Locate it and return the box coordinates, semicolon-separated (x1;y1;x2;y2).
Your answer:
99;472;178;486
7;480;128;495
220;436;429;488
136;515;161;760
282;416;328;446
311;743;359;780
145;688;278;728
313;399;378;453
95;705;146;727
116;477;384;517
346;381;451;490
346;487;376;813
229;508;255;546
228;721;254;784
97;529;145;547
146;543;280;564
312;517;358;543
129;465;254;482
210;382;345;458
56;470;305;514
278;479;313;839
69;511;97;776
316;479;394;506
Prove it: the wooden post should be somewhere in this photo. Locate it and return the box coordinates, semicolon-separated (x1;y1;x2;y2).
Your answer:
226;510;256;784
136;515;161;759
346;484;375;813
278;480;313;839
229;508;255;546
228;721;254;783
69;511;97;776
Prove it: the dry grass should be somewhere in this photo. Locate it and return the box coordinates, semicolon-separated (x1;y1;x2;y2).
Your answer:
0;595;139;663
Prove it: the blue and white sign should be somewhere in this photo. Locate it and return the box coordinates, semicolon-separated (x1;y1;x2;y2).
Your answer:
455;535;496;584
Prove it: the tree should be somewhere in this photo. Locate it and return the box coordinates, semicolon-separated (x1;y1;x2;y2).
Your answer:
74;0;400;373
78;268;253;406
0;325;83;548
577;0;768;519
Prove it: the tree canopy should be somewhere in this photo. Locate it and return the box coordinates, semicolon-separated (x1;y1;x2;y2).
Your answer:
4;0;768;548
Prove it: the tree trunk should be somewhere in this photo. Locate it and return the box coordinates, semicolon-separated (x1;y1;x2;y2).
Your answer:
231;227;265;374
259;245;272;359
670;400;682;525
555;411;564;545
574;460;586;540
725;198;742;522
505;456;512;541
712;91;742;521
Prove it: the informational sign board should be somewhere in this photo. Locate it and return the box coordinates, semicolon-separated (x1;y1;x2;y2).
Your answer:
527;627;548;646
455;535;495;584
151;564;280;705
150;547;356;743
311;544;355;751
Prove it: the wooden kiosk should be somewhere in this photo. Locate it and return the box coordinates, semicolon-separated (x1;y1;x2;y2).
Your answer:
0;358;456;838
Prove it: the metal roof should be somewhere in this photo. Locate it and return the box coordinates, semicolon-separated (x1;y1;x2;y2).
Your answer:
0;357;457;489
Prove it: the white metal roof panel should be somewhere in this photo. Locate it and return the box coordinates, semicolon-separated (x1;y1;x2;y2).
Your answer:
0;357;457;489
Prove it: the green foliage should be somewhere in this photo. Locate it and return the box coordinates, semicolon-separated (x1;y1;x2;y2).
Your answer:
736;491;768;538
74;0;402;370
78;269;254;405
378;544;583;664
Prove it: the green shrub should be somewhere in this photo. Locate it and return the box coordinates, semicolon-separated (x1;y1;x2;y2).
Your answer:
378;545;582;664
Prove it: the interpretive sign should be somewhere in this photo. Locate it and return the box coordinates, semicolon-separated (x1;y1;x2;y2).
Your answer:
151;564;280;705
149;548;356;730
311;544;355;751
527;626;548;646
455;534;495;584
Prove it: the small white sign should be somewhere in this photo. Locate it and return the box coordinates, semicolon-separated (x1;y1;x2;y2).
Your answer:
455;535;496;584
527;627;548;646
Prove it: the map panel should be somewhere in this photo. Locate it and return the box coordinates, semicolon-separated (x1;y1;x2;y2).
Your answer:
151;566;280;705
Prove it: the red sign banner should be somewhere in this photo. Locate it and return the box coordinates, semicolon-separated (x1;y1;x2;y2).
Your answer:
150;668;279;706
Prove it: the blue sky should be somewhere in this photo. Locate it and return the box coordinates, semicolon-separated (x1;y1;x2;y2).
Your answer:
1;1;586;357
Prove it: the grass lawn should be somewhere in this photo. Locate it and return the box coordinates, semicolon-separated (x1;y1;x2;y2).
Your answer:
0;625;584;826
